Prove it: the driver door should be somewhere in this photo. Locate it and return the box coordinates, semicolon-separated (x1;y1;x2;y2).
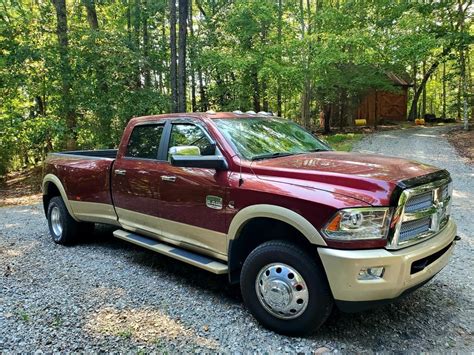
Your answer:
157;120;229;258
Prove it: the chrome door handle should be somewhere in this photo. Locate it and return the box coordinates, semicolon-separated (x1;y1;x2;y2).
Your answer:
161;175;176;182
114;169;126;176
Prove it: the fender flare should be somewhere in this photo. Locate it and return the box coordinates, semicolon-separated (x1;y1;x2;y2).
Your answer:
42;174;79;221
227;204;327;247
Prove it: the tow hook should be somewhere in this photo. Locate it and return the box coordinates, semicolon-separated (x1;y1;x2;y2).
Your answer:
454;235;461;241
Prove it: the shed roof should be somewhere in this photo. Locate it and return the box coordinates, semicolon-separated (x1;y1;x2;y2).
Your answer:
386;72;413;87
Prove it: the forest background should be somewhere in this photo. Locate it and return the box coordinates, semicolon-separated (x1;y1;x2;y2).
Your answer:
0;0;472;175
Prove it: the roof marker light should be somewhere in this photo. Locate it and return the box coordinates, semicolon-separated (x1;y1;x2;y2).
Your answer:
233;110;243;114
206;110;216;115
245;110;256;114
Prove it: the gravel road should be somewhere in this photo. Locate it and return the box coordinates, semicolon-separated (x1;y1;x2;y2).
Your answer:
1;125;472;352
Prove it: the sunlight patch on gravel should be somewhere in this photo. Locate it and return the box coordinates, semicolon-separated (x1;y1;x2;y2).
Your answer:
85;307;220;349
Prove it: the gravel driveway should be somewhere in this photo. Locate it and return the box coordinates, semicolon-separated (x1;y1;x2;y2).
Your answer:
1;126;472;352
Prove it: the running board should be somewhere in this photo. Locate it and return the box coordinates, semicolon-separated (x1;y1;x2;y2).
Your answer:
113;229;228;274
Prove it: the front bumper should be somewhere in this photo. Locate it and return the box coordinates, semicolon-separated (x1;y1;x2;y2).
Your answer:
318;220;457;310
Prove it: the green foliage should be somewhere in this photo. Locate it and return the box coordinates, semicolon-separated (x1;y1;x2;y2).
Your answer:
322;133;364;152
0;0;471;174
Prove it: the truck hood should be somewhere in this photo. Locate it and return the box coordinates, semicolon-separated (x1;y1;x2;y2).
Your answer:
250;151;442;206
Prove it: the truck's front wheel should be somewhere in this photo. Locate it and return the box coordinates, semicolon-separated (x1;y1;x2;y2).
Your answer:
240;240;333;335
47;196;93;245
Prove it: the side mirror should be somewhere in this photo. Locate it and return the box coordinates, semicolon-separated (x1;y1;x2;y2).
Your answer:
169;145;201;156
170;155;228;171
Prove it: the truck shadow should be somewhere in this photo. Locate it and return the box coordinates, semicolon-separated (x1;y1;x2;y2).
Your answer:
82;224;242;301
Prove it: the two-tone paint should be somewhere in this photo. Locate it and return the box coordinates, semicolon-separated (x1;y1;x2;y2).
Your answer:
42;112;458;307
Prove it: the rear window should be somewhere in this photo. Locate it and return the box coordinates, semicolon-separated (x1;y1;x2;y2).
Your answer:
125;124;163;159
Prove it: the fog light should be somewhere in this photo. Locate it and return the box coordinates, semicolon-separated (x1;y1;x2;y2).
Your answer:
358;266;385;280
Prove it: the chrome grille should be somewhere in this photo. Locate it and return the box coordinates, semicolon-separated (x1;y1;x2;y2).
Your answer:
387;177;452;249
399;217;431;243
404;191;432;213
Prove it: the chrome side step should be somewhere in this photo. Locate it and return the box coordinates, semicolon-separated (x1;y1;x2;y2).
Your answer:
113;229;228;274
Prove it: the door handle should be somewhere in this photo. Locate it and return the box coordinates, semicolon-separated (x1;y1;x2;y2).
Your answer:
114;169;126;176
161;175;177;182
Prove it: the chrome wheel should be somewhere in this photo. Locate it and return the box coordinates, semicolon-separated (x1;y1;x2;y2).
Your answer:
51;206;63;238
255;263;309;319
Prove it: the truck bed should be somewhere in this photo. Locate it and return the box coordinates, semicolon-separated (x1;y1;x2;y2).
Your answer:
44;150;117;219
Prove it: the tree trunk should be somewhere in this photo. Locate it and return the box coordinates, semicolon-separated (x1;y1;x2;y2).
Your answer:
126;0;132;47
411;62;417;121
251;67;260;112
407;46;453;121
133;0;141;88
51;0;77;149
460;48;469;130
459;0;470;130
188;0;196;111
442;61;446;118
177;0;188;112
421;61;427;117
35;96;45;116
323;105;331;134
276;0;282;116
143;0;151;88
299;0;312;128
82;0;99;29
301;81;311;128
198;68;207;111
169;0;178;112
262;80;268;112
467;47;474;123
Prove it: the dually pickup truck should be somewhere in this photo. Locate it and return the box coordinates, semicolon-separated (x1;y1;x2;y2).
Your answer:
42;111;458;335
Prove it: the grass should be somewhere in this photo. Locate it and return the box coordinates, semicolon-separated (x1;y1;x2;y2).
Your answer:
321;132;364;152
118;329;133;339
52;315;63;327
19;311;29;322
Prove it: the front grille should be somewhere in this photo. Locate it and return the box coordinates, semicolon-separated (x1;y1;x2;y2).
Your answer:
399;217;431;243
388;177;452;249
404;191;433;213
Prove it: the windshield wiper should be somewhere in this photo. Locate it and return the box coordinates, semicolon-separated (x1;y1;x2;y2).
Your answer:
251;152;296;161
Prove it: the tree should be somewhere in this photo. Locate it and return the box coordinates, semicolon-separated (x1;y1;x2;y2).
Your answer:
177;0;189;112
51;0;77;149
169;0;178;112
0;0;472;175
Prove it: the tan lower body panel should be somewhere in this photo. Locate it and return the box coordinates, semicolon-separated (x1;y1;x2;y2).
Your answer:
318;220;457;302
70;201;120;226
113;229;228;274
115;207;228;262
69;202;227;262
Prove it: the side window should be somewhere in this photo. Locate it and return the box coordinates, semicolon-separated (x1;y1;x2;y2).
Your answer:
168;124;215;158
125;124;163;159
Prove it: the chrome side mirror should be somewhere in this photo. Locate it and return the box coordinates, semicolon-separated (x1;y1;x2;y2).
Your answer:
169;145;201;156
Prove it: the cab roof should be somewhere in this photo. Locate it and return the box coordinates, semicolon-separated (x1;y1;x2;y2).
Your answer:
129;111;275;124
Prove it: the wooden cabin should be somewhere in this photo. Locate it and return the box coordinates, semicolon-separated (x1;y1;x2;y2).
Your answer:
356;73;412;125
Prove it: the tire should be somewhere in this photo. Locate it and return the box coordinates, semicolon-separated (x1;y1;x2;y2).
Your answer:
240;240;333;335
47;196;94;245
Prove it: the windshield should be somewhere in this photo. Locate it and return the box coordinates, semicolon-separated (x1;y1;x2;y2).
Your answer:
214;117;330;160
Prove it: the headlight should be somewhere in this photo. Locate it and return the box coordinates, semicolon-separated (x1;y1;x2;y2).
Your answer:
323;207;392;241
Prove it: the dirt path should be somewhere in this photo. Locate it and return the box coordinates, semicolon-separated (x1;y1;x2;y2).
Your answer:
0;126;472;352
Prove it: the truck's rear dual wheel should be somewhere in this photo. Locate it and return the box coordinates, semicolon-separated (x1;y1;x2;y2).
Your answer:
47;196;94;245
240;240;333;335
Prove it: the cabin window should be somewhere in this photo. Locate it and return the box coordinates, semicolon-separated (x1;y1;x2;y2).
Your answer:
125;124;164;159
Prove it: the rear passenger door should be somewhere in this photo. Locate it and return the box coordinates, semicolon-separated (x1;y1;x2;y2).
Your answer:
112;123;166;236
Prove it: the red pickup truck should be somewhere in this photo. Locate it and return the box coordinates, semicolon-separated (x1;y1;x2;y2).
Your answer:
42;111;457;335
